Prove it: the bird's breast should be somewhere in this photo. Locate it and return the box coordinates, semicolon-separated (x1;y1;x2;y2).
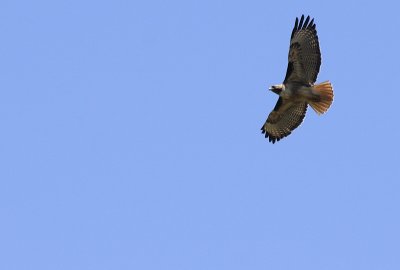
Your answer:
281;83;312;101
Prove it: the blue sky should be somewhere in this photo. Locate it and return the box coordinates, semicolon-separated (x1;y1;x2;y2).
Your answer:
1;0;400;269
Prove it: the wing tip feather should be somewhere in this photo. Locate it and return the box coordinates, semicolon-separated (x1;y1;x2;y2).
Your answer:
293;15;316;33
298;15;305;29
303;15;310;28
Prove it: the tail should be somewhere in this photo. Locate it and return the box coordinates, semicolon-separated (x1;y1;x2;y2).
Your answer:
309;81;334;115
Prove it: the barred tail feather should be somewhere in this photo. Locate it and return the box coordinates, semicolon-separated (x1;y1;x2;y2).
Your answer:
309;81;334;115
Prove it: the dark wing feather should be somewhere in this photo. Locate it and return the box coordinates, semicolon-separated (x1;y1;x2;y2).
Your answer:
283;15;321;84
261;98;307;143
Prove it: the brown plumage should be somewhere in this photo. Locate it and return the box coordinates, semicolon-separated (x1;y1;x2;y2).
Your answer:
261;15;334;143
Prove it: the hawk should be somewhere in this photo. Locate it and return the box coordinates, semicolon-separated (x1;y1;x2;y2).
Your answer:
261;15;334;143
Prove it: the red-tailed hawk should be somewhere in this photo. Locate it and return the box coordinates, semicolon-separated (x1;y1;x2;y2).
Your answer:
261;15;334;143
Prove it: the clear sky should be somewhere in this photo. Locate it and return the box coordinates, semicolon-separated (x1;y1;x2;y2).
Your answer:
1;0;400;269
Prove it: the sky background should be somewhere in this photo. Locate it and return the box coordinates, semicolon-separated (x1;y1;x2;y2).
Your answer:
1;0;400;269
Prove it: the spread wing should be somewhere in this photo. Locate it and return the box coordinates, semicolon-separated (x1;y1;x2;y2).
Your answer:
261;98;307;143
283;15;321;85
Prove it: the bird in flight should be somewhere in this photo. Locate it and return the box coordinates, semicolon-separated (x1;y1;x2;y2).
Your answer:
261;15;334;143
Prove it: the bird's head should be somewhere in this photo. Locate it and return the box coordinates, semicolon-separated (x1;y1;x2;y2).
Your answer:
269;84;284;95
